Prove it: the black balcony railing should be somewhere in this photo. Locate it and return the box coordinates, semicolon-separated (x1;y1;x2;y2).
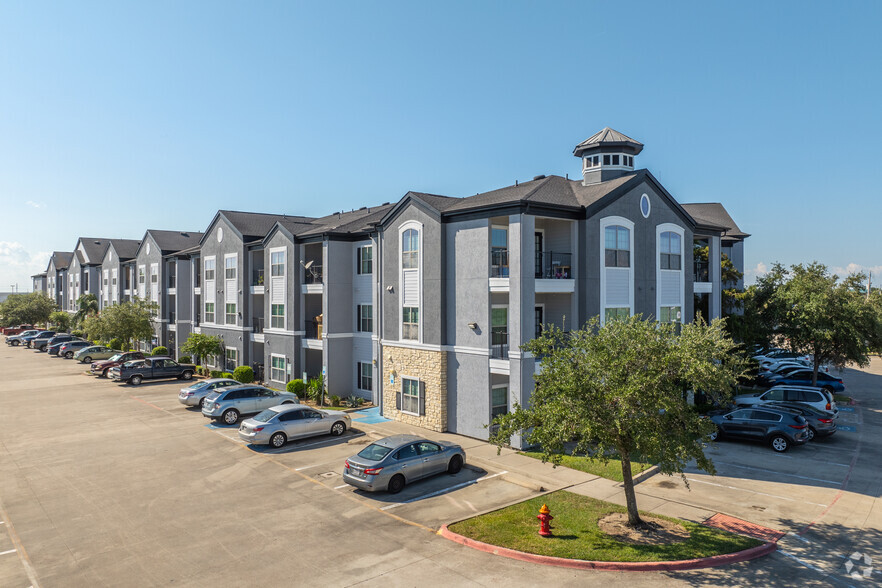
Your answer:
491;249;509;277
491;330;509;359
252;269;265;287
694;261;710;282
535;251;573;279
304;323;322;339
252;317;264;333
168;312;176;324
193;314;200;327
168;275;176;289
304;265;323;284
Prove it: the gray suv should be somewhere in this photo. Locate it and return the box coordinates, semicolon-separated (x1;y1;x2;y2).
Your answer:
202;385;299;424
707;406;809;452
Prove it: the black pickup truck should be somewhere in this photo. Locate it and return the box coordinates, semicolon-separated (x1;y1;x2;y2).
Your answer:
110;356;197;385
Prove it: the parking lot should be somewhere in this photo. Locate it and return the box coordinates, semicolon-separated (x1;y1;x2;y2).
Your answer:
1;347;880;587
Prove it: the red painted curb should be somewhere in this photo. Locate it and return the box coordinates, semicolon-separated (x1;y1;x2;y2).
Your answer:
438;525;777;571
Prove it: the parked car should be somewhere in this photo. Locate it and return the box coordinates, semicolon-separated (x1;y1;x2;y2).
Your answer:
28;331;58;351
753;349;809;363
90;351;146;377
1;324;35;336
20;330;55;348
6;330;41;346
706;407;809;452
238;404;352;447
765;369;845;393
178;378;240;408
201;385;299;424
342;434;466;493
734;385;838;414
763;401;837;441
59;340;93;358
109;356;196;385
74;345;119;364
44;333;78;351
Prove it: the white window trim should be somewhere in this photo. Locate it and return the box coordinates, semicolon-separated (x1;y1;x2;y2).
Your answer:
398;220;423;343
224;253;238;280
204;256;216;281
534;302;545;338
270;302;286;330
225;348;239;370
491;384;509;420
269;246;286;278
357;361;372;392
356;242;373;275
401;376;421;416
599;216;635;326
270;353;286;383
656;223;686;323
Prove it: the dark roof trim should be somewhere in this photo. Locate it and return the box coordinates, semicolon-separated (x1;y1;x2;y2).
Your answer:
583;171;697;230
377;192;443;228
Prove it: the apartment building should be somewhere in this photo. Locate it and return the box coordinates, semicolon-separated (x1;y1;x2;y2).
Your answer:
65;238;126;312
46;252;73;310
31;272;47;294
98;239;141;309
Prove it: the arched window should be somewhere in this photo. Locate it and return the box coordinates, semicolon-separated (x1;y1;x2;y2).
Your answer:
660;231;681;270
402;228;419;269
604;225;630;268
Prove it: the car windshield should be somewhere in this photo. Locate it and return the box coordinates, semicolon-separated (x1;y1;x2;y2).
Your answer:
123;360;144;367
252;410;277;423
108;354;124;361
357;444;394;461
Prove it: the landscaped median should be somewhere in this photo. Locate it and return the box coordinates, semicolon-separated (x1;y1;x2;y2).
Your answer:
441;491;775;571
519;451;653;483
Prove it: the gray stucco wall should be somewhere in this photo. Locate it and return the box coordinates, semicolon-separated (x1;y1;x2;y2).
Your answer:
445;219;489;350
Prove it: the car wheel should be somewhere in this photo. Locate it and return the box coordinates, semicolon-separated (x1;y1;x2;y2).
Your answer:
270;432;287;448
83;356;92;364
198;397;205;409
181;370;193;380
770;435;789;452
222;409;239;425
130;375;142;386
330;421;346;436
807;427;816;441
102;368;109;378
64;351;73;358
387;474;406;494
39;345;46;351
447;454;464;474
708;428;719;441
12;341;19;346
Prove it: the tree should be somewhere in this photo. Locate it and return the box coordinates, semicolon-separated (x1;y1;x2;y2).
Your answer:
49;311;72;332
771;263;881;385
74;294;99;326
693;244;744;316
98;298;158;349
490;316;744;528
181;332;224;365
0;292;58;327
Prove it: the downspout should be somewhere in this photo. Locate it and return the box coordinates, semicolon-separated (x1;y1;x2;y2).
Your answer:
376;227;383;413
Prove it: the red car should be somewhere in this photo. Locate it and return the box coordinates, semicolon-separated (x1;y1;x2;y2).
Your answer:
1;324;35;336
91;351;146;377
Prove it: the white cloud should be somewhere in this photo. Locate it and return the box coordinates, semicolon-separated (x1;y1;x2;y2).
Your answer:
743;262;768;285
0;242;51;292
25;200;44;208
831;263;882;279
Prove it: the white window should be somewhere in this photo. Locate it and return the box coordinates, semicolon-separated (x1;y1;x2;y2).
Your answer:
357;245;373;274
204;258;216;281
491;386;508;419
656;224;685;325
605;307;630;322
225;348;238;372
271;355;286;382
357;304;373;332
401;377;420;415
270;251;285;277
225;303;236;325
205;302;214;323
402;229;419;269
660;231;682;270
600;216;635;325
271;304;284;329
605;225;630;268
402;307;419;340
224;256;237;279
659;306;681;324
138;267;145;283
358;362;372;391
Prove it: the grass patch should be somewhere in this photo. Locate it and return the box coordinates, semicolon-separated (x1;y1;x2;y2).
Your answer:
833;393;851;404
449;491;762;562
520;451;652;483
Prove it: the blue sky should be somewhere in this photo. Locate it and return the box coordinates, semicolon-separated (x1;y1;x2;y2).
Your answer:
2;1;881;290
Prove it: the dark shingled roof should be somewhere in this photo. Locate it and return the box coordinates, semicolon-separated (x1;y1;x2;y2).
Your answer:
50;252;73;270
681;203;749;239
296;204;396;237
219;211;316;242
147;230;205;254
573;127;644;157
108;239;141;260
75;238;115;264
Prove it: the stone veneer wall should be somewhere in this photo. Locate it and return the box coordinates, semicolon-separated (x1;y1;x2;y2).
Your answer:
382;345;447;432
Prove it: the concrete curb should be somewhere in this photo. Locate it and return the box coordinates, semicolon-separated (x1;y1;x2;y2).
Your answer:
624;464;660;486
438;525;777;571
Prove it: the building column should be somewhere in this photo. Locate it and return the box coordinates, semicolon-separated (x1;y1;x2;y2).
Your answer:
710;235;722;320
508;213;535;449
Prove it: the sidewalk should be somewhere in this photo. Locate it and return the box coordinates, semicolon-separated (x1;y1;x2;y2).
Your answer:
350;408;720;525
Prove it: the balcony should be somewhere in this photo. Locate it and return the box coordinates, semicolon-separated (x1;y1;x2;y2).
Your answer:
168;275;176;289
252;317;264;334
490;250;509;278
252;269;265;287
303;265;323;284
490;330;508;359
694;261;710;282
304;323;323;339
535;251;573;279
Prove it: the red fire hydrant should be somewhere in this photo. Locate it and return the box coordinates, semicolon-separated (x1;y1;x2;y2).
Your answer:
537;504;554;537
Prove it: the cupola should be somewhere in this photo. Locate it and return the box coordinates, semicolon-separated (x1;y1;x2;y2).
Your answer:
573;127;643;185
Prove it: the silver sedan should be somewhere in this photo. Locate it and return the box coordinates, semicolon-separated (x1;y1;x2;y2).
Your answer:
178;378;240;407
238;404;352;447
342;434;465;493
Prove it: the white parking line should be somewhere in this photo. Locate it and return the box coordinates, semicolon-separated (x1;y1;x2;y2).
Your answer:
0;549;16;556
380;471;508;511
708;462;842;485
294;432;364;451
685;477;829;508
334;484;349;490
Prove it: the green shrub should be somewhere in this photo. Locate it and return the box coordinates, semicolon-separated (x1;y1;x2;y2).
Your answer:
109;338;123;351
330;395;341;407
71;329;84;338
347;395;364;408
232;366;254;383
151;346;168;356
306;377;324;403
210;370;223;378
286;379;305;395
178;355;192;364
222;372;234;379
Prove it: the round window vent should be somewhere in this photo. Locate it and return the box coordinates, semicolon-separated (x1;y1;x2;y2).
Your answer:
217;227;224;243
640;193;651;218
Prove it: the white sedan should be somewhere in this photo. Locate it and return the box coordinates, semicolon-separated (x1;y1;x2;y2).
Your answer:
238;404;352;447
